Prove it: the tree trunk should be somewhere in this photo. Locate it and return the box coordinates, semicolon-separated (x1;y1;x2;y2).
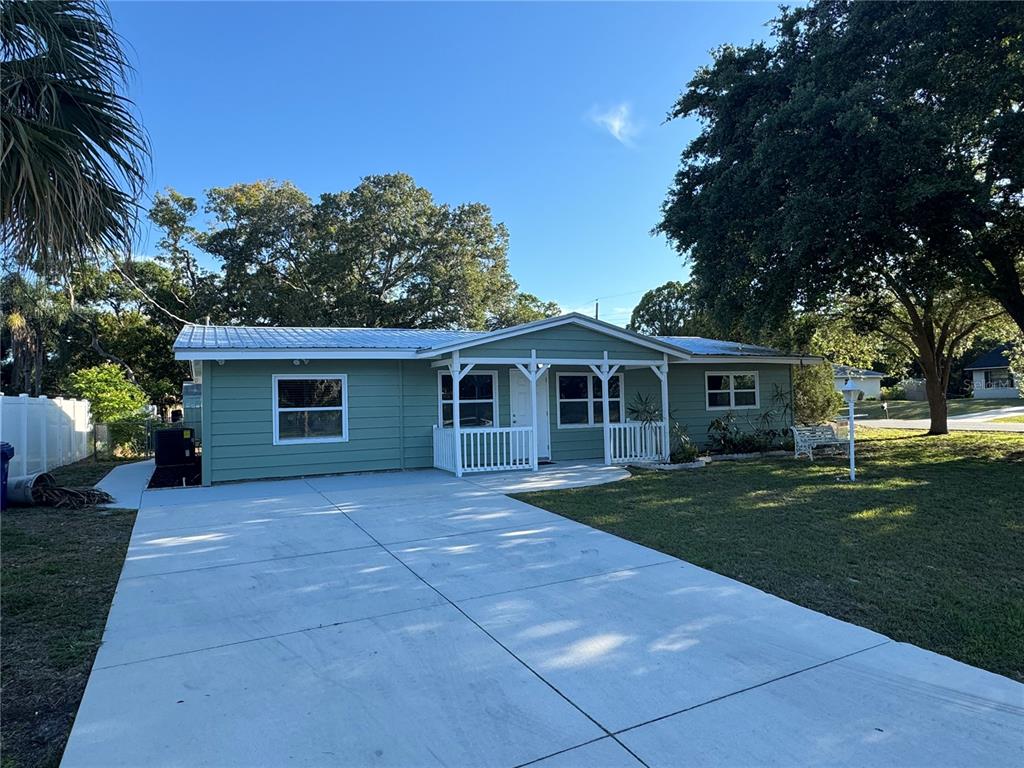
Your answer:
909;329;950;436
924;375;948;435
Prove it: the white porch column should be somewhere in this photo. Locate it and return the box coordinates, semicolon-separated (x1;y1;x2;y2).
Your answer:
450;351;462;477
514;350;543;471
529;350;539;470
589;352;619;466
652;355;671;462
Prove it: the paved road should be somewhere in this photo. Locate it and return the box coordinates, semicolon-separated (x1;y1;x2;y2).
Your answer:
861;418;1024;432
860;403;1024;432
63;469;1022;767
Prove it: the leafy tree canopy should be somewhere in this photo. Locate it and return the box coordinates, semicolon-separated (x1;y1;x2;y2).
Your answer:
173;174;555;330
659;0;1021;433
628;281;710;337
66;363;148;422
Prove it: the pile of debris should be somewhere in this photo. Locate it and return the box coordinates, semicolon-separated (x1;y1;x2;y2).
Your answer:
7;472;114;509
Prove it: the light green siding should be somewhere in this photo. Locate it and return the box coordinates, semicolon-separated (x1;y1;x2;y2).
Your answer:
201;356;794;483
205;359;438;484
461;324;664;360
667;363;793;447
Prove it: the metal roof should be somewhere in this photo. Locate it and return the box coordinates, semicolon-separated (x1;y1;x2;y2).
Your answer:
173;324;485;351
833;365;885;378
964;344;1012;371
174;320;813;361
655;336;784;357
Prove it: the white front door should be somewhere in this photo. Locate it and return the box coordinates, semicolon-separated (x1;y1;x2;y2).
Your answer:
510;370;551;459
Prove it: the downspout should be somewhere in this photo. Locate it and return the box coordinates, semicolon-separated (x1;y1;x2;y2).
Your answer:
200;360;213;486
398;359;406;470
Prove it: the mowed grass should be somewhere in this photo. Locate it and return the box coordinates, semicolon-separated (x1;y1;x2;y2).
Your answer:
857;397;1015;419
514;429;1024;681
992;415;1024;424
1;460;136;768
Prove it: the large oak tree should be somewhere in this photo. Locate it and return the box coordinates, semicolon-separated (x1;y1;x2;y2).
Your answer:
658;0;1020;433
165;174;556;330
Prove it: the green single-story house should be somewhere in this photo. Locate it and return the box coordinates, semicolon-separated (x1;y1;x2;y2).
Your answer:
173;313;819;485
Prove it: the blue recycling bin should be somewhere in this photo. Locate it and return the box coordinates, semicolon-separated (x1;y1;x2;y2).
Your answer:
0;442;14;511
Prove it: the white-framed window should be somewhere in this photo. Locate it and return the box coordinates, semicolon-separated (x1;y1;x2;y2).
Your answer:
556;372;624;428
272;374;348;445
983;369;1015;389
438;371;498;427
705;371;759;410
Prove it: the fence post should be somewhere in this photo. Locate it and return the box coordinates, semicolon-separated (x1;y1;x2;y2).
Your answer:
55;397;66;467
39;395;50;472
18;393;29;477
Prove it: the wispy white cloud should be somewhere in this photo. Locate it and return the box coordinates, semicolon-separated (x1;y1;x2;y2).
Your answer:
589;102;638;145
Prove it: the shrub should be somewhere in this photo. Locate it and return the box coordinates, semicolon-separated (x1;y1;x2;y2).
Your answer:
881;384;906;401
793;362;844;425
66;363;149;423
670;423;700;463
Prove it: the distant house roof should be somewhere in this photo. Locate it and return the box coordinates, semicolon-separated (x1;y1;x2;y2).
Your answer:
964;344;1012;371
833;365;885;379
173;313;821;363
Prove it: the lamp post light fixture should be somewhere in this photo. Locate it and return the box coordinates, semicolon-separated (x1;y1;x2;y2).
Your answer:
841;379;861;481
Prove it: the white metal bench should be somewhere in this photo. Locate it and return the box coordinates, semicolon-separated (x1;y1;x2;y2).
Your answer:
791;425;847;461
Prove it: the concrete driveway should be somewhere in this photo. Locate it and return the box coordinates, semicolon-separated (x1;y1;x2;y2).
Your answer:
63;468;1022;767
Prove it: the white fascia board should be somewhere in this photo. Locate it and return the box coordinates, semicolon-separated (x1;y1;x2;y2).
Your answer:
418;313;691;360
174;348;419;361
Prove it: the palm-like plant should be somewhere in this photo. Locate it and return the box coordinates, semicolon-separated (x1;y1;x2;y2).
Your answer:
1;0;148;281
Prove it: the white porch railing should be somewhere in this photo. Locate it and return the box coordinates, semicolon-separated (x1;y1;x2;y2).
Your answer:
608;421;665;464
433;425;534;474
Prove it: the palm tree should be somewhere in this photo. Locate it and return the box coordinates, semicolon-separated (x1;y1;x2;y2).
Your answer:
1;0;148;282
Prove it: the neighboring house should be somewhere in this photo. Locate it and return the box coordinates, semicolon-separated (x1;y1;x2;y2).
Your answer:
965;344;1019;399
832;365;884;399
172;313;820;485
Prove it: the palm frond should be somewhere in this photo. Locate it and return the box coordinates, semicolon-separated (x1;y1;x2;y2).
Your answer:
1;0;149;280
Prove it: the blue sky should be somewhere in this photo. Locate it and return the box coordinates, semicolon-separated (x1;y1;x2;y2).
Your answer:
112;1;779;326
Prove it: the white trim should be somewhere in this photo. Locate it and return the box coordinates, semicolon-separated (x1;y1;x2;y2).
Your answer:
419;313;691;360
555;371;624;429
705;370;760;411
272;374;349;445
437;369;499;428
431;356;664;368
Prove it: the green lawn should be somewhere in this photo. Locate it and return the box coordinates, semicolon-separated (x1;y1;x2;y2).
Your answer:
515;429;1024;681
992;415;1024;424
1;460;135;768
857;397;1016;419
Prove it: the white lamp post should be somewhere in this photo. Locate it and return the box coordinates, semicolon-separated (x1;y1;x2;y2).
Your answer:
841;379;861;481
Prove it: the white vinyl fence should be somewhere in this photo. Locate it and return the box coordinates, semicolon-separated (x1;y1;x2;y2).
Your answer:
0;394;93;479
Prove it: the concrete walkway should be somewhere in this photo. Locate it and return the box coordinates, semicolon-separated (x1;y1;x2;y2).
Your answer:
95;459;154;509
63;468;1023;767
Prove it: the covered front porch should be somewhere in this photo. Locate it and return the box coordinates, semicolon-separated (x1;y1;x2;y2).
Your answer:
430;349;672;476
